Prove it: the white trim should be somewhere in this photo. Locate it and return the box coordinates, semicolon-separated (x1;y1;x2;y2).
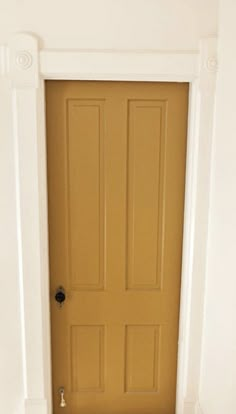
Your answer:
0;45;7;75
40;49;198;81
24;399;48;414
195;400;205;414
175;79;201;414
2;33;217;414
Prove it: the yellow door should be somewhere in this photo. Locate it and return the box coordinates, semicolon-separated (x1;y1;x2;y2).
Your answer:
46;81;188;414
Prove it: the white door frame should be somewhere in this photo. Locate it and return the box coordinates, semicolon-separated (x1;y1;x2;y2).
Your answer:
2;33;217;414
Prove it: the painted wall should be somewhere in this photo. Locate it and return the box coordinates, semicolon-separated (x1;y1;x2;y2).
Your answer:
0;0;217;50
0;1;219;414
199;1;236;413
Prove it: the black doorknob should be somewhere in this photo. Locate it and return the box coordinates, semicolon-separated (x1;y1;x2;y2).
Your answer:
55;286;66;304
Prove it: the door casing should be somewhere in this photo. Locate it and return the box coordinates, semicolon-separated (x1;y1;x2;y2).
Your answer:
5;33;217;414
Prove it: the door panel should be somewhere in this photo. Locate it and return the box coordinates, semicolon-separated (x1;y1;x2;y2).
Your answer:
125;325;160;392
67;100;105;290
127;100;166;290
71;325;105;392
46;81;188;414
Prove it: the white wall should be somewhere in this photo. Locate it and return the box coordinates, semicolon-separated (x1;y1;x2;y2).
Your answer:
0;0;217;50
199;1;236;413
0;1;219;414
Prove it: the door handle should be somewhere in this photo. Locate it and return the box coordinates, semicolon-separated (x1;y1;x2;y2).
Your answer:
55;286;66;306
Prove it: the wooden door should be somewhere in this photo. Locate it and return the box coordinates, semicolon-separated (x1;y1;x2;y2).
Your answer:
46;81;188;414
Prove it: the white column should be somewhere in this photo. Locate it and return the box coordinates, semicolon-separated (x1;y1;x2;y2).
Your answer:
8;33;49;414
178;37;217;414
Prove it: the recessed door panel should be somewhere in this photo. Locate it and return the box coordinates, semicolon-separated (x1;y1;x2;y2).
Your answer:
46;81;188;414
125;325;160;392
67;100;105;290
71;325;104;392
127;100;166;290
